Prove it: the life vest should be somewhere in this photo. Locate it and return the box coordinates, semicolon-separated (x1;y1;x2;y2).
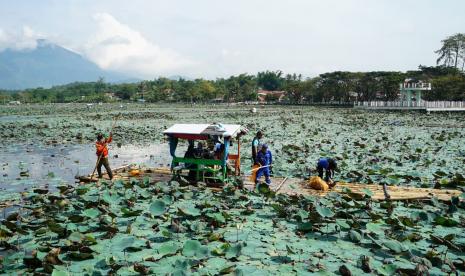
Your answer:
96;136;112;157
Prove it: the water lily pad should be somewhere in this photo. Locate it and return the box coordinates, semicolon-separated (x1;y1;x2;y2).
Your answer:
383;239;407;254
225;243;243;259
82;208;100;219
182;240;200;256
159;242;179;256
111;235;135;252
149;200;166;216
51;269;68;276
182;240;208;258
349;230;362;243
316;205;334;218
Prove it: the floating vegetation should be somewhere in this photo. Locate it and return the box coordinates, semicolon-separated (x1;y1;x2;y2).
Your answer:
1;104;465;274
1;177;464;275
2;104;465;189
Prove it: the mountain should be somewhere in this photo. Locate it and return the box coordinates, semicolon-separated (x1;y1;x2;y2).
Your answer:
0;39;130;90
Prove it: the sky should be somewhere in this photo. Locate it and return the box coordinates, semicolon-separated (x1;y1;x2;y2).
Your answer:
0;0;464;79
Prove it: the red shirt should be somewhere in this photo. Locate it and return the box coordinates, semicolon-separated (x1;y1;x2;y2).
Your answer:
96;136;112;157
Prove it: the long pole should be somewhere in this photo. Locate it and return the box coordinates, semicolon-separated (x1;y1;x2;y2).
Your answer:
246;165;271;174
274;177;288;193
90;114;120;179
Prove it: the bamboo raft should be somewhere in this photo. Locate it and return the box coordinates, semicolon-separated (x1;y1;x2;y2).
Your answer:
257;177;462;201
77;165;463;202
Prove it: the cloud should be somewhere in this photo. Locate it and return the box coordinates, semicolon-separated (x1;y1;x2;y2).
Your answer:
83;13;193;78
0;26;43;51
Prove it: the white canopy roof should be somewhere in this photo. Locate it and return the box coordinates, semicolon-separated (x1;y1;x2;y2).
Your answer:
163;124;242;138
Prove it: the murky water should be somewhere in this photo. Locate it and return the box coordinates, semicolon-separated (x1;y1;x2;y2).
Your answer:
0;142;171;194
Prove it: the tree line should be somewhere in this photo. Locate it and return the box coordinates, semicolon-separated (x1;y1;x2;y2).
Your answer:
1;34;465;104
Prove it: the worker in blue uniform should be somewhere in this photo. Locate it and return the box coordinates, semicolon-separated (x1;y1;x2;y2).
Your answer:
316;157;337;182
251;131;263;165
255;144;272;186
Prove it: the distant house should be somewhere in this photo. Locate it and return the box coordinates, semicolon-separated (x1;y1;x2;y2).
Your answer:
8;101;21;105
348;91;359;101
162;88;175;101
375;91;386;99
104;92;120;101
257;90;287;103
210;96;224;103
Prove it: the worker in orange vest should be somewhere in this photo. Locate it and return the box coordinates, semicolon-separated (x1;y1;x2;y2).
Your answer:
96;132;113;180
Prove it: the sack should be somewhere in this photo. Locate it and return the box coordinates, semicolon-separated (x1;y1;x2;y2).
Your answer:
129;169;140;176
308;176;329;191
249;164;260;182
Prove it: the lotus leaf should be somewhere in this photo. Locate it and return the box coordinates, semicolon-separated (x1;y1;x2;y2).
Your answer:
158;242;179;256
383;239;407;254
182;240;201;257
316;205;334;218
51;269;68;276
349;230;362;243
149;200;166;216
82;208;100;219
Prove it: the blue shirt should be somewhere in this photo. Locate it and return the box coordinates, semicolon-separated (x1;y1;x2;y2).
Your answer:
252;138;260;147
257;150;272;166
317;158;329;169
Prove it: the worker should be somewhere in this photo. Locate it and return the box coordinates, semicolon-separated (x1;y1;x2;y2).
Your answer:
251;131;263;165
255;144;272;186
184;140;198;181
316;157;337;183
95;132;113;180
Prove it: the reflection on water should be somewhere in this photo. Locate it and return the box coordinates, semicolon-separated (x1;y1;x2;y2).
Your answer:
0;143;171;194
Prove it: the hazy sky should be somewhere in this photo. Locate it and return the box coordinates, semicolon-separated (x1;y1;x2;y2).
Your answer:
0;0;463;79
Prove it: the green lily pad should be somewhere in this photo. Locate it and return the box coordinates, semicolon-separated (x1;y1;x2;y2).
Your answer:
383;239;407;254
316;205;334;218
82;208;100;219
149;200;166;216
159;242;179;256
51;269;68;276
182;240;201;257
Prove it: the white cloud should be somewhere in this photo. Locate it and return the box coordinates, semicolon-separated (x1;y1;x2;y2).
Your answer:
0;26;43;51
83;13;194;78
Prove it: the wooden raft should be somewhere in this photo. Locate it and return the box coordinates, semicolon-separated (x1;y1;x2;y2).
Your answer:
243;177;463;202
77;166;172;184
77;166;463;202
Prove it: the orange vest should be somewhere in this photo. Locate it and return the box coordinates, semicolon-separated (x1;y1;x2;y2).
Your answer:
96;136;112;157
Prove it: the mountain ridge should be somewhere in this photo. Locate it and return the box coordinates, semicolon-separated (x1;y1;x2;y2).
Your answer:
0;39;131;90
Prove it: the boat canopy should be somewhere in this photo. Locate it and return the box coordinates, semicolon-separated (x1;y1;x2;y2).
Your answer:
163;124;242;140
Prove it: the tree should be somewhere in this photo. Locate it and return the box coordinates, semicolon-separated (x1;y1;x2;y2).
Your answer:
378;72;404;100
95;77;106;94
223;74;257;102
300;78;319;103
435;33;465;71
357;73;379;101
427;75;465;101
283;73;304;103
317;72;359;102
257;70;284;91
115;83;136;100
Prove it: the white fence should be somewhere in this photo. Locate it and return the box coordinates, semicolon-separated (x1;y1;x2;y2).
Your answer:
400;82;431;90
356;101;465;109
356;101;424;108
424;101;465;109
